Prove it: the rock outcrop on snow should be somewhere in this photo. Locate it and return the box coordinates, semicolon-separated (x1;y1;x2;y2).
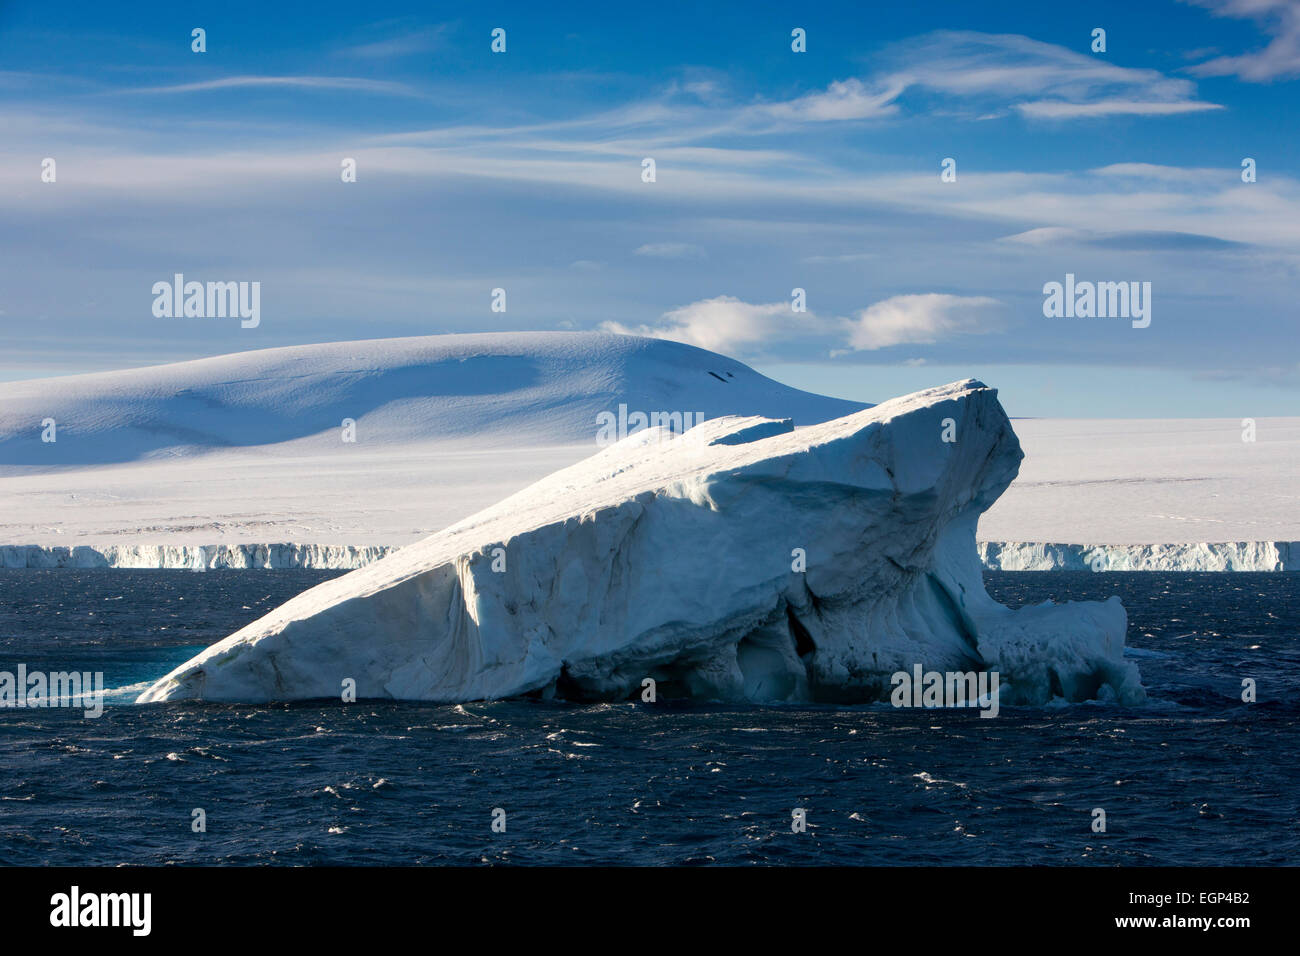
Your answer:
139;380;1144;707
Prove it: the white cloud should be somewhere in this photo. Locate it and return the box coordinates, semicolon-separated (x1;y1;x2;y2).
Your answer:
761;78;904;122
803;251;877;264
998;226;1090;245
602;296;822;354
5;118;1299;250
843;294;1001;351
604;293;1003;357
1184;0;1300;80
997;224;1241;250
633;242;705;259
119;75;419;97
1015;98;1222;118
1091;162;1227;183
883;31;1222;118
339;25;451;59
742;31;1217;126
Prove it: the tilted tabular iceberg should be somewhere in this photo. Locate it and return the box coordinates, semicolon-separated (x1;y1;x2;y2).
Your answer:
138;379;1145;707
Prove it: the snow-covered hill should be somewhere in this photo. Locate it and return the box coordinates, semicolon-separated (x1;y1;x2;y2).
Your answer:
0;332;865;466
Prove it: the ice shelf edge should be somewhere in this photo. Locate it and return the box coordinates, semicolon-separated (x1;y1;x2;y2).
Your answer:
1;541;1296;571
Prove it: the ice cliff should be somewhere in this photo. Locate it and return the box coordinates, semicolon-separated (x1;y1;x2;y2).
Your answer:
138;380;1145;707
0;543;396;570
978;540;1298;572
4;540;1293;571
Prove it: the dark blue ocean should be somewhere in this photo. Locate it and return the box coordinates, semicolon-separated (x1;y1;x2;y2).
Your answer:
0;569;1296;866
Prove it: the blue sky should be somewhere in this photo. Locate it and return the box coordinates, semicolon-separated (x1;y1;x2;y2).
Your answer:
1;0;1297;415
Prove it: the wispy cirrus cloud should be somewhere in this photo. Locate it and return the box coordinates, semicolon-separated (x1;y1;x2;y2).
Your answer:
633;242;706;259
803;251;877;264
338;24;452;59
880;31;1223;118
681;30;1222;127
759;78;905;122
1183;0;1300;80
5;119;1299;252
60;28;1227;153
117;75;421;97
716;30;1222;126
1000;225;1243;250
327;29;1220;136
1016;98;1223;118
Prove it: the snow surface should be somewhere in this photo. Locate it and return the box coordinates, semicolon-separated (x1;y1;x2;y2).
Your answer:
979;417;1300;545
138;380;1144;706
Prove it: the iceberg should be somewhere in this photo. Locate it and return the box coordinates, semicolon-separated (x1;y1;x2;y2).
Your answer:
138;379;1144;707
